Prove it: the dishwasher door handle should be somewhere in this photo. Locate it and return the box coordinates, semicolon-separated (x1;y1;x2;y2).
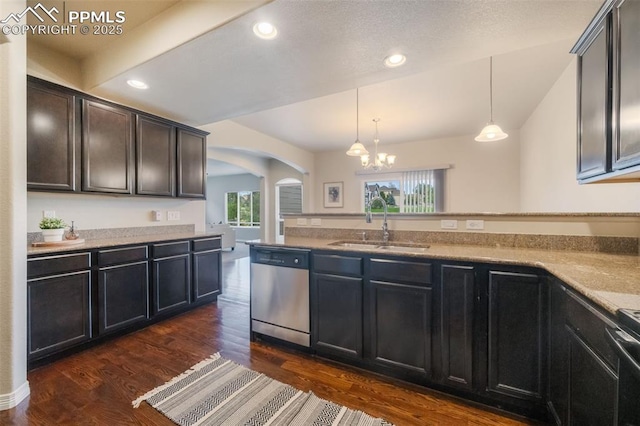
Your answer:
605;328;640;381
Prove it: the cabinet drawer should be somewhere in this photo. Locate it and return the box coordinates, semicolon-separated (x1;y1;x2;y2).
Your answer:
566;288;618;369
313;254;363;276
152;241;190;258
370;258;432;286
28;252;91;279
98;245;148;266
192;237;221;252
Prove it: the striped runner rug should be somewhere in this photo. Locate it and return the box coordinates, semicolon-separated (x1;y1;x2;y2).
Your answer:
132;353;393;426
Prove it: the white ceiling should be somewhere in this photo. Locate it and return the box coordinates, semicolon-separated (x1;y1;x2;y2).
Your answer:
30;0;603;155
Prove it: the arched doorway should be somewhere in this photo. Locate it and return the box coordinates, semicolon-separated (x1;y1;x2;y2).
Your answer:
275;178;303;243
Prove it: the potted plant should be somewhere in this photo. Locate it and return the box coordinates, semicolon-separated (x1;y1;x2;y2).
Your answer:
39;218;67;242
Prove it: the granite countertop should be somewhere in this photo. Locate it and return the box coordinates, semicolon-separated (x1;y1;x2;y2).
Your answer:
250;237;640;315
27;232;223;255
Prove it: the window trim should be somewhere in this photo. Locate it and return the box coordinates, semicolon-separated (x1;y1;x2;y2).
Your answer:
225;190;261;227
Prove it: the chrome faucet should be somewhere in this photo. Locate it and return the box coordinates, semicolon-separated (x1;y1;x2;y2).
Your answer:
366;194;389;244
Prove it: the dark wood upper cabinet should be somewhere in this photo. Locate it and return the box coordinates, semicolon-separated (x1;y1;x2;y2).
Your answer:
177;127;207;199
136;115;176;196
574;0;640;182
26;77;208;198
612;0;640;170
576;17;611;180
82;99;134;194
27;80;78;191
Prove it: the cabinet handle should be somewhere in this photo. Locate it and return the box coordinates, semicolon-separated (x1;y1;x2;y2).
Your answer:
605;328;640;380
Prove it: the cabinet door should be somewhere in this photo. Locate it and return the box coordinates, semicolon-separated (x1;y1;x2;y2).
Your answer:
82;99;134;194
566;327;618;425
440;264;474;391
136;115;176;196
153;254;191;314
369;280;432;379
613;0;640;170
177;128;207;198
548;280;569;425
488;271;545;402
192;249;221;303
577;18;611;180
27;271;91;359
27;81;77;191
311;273;363;360
98;261;149;334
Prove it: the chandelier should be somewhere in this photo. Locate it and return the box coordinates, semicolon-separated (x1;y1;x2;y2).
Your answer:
359;118;395;170
345;88;396;170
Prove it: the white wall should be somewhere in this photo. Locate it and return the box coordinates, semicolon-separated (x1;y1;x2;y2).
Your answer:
314;132;521;213
0;0;29;410
520;59;640;212
27;193;206;233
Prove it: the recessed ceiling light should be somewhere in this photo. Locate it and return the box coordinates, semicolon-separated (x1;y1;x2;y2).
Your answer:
127;79;148;90
253;22;277;40
384;54;407;68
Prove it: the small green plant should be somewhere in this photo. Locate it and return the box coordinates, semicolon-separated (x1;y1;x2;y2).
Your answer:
39;217;67;229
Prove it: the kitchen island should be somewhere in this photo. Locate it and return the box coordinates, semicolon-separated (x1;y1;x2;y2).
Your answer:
249;236;640;424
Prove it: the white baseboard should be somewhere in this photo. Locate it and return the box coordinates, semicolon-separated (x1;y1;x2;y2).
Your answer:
0;381;30;411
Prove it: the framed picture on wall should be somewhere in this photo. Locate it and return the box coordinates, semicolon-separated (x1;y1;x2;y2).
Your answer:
323;181;343;208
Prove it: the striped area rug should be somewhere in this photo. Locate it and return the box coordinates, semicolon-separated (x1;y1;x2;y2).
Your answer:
133;353;393;426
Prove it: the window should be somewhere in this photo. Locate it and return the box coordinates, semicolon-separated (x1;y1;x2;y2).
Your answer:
226;191;260;226
363;169;444;213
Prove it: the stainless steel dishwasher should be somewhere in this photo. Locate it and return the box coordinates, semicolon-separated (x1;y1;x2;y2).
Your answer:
250;246;310;347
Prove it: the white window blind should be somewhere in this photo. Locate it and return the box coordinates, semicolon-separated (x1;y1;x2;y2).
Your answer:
402;169;436;213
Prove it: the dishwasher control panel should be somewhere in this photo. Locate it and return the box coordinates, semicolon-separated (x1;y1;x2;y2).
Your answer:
251;247;309;269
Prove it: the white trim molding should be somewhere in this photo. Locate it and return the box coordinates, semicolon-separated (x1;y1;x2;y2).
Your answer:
0;381;30;411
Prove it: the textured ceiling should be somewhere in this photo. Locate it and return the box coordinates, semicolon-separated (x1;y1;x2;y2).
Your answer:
31;0;602;153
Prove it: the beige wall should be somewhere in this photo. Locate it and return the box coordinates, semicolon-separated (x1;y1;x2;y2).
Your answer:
314;132;521;214
27;193;206;233
520;59;640;211
0;0;29;409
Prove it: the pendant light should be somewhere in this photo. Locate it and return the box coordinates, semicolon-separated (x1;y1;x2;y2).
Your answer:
475;56;508;142
346;88;369;156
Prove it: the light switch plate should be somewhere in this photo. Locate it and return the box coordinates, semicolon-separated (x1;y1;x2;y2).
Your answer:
310;218;322;226
466;220;485;230
440;219;458;229
43;210;56;219
152;210;162;221
167;211;181;221
296;218;308;225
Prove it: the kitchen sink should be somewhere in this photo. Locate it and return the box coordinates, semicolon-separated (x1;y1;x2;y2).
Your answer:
376;245;429;253
329;241;430;252
329;242;381;249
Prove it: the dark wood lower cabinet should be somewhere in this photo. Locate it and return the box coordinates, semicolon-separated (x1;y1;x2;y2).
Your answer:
566;327;618;425
440;264;475;391
98;261;149;334
153;254;191;314
369;280;432;379
192;249;221;303
311;273;363;360
27;271;92;359
487;271;545;403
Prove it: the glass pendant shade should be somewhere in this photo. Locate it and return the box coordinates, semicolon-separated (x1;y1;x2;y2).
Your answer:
475;122;508;142
347;140;369;156
476;56;508;142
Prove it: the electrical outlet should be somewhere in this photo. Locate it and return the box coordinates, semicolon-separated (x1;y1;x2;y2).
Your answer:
167;211;181;221
310;218;322;226
152;210;162;221
43;210;56;218
296;218;308;225
440;219;458;229
466;220;485;230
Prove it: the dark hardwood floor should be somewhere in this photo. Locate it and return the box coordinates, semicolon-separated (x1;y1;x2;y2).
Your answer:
0;248;538;425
